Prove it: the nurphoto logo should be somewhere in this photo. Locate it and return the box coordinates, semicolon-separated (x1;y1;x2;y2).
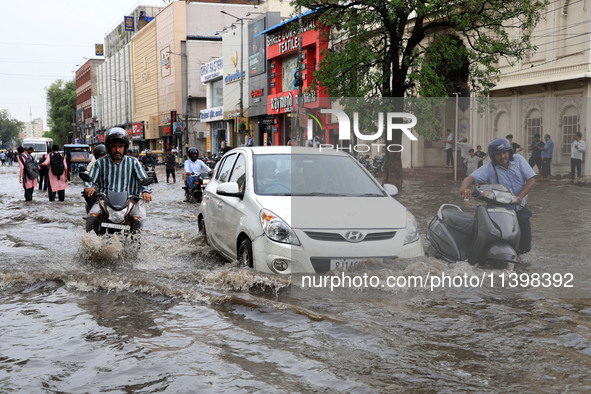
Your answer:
305;109;418;153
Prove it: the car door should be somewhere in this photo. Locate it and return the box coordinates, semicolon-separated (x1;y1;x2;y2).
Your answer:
206;153;237;252
217;153;247;256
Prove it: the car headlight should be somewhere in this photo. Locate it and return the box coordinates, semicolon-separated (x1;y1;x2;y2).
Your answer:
260;209;300;245
404;211;420;245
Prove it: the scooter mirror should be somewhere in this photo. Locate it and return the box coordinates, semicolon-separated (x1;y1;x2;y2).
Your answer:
79;172;92;183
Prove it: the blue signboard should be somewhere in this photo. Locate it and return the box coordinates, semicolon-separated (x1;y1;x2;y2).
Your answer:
124;16;134;32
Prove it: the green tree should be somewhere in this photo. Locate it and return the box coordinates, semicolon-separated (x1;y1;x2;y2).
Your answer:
0;109;23;149
293;0;547;189
46;79;76;146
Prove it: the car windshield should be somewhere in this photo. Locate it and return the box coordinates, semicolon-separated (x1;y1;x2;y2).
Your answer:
254;154;386;197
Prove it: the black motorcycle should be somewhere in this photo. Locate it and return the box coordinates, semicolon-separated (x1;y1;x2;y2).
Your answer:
80;172;153;235
426;184;521;268
184;172;210;203
144;165;158;184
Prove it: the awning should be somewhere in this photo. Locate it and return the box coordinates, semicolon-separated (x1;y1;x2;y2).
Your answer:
255;9;317;37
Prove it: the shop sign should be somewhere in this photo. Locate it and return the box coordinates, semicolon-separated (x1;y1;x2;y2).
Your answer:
201;58;223;82
129;122;143;140
200;106;224;122
271;92;294;113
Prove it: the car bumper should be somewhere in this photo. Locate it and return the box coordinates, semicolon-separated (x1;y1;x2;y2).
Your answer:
251;231;425;274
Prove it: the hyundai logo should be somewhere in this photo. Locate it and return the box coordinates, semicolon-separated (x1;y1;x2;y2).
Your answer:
344;231;365;242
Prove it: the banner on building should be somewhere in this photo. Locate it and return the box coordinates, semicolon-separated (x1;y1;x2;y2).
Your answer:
124;16;134;32
95;44;104;56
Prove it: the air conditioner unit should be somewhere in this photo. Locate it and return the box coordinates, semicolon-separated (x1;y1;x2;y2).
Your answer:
197;131;206;139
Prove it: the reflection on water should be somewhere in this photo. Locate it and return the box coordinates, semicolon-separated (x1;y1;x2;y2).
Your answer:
0;166;590;392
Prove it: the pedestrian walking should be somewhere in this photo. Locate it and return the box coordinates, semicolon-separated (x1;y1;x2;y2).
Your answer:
0;151;6;165
570;131;586;183
528;133;544;173
41;144;68;201
17;146;38;201
165;148;176;183
37;146;52;191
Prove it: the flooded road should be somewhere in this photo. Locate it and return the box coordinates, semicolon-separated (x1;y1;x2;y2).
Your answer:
1;164;590;392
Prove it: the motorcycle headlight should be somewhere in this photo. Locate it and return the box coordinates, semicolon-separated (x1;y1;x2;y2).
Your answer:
260;209;300;245
404;211;420;245
106;206;126;223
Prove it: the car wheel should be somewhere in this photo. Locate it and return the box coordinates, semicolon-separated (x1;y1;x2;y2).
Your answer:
237;238;254;268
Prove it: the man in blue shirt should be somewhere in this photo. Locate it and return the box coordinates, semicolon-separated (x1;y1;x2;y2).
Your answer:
460;138;536;254
539;134;554;182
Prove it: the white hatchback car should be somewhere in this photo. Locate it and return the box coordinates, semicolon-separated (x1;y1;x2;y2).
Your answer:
198;146;424;274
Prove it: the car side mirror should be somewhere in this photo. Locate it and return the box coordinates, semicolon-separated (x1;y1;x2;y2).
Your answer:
216;182;244;198
383;184;398;196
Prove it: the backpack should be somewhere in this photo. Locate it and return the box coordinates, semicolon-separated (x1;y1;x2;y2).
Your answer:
20;154;40;180
50;152;65;179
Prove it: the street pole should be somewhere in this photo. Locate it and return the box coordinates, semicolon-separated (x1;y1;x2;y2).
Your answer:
454;92;459;181
168;49;189;153
296;7;303;146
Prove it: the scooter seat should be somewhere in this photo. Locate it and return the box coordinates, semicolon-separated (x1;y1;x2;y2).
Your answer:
441;210;475;235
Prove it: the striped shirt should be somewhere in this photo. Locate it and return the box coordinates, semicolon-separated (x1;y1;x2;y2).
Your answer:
85;155;152;195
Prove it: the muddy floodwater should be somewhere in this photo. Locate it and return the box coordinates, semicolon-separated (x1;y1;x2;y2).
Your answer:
1;164;590;392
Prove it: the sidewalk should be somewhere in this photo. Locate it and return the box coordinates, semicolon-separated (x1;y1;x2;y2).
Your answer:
401;167;587;186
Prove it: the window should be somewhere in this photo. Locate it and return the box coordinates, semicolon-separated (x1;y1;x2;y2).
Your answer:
562;111;579;155
228;154;246;192
526;114;542;153
216;154;237;183
211;79;223;107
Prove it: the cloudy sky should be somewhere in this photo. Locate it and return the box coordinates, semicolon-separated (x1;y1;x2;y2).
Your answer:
0;0;167;130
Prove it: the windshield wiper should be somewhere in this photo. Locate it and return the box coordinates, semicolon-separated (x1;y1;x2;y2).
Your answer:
358;193;385;197
294;192;344;196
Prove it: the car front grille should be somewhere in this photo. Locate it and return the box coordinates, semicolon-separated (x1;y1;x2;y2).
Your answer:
304;231;397;242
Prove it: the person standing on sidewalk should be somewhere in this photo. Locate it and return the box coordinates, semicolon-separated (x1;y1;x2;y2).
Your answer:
540;134;554;182
444;129;454;168
570;131;586;183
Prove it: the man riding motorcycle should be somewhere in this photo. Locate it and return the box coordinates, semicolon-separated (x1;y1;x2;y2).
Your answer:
140;149;156;168
184;147;211;193
84;128;153;228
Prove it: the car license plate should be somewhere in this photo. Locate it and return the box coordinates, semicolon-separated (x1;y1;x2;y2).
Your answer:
101;222;130;231
330;258;364;271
